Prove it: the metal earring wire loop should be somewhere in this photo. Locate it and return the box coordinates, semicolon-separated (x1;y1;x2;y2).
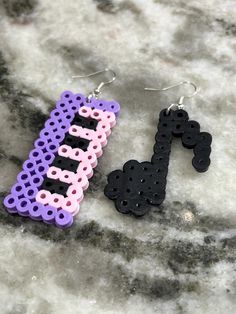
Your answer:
144;81;199;114
72;68;116;101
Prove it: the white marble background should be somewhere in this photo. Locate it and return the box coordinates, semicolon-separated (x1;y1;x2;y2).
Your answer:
0;0;236;313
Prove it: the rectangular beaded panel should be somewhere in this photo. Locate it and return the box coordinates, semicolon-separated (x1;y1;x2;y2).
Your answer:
3;91;120;228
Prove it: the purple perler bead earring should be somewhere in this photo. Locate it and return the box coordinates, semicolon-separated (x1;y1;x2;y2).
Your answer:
104;81;212;216
3;69;120;228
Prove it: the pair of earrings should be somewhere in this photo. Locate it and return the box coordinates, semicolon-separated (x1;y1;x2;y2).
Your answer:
3;69;212;228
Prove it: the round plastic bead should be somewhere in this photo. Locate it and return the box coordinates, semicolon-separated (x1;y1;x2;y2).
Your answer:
55;209;73;228
17;171;31;186
182;132;199;148
41;205;57;224
3;194;17;213
16;198;31;217
192;156;211;172
29;202;43;220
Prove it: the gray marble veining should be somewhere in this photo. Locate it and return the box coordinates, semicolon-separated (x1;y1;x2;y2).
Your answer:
0;0;236;313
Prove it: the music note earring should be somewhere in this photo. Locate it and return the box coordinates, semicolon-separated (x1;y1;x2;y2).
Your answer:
104;81;212;216
4;69;120;228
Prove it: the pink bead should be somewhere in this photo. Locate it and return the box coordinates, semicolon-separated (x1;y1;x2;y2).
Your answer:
60;170;77;184
84;151;97;168
69;125;81;137
48;193;64;208
61;197;79;214
36;190;51;205
58;145;72;158
67;183;83;200
90;109;103;120
103;111;116;128
79;106;92;118
78;161;93;178
76;171;89;191
80;128;94;140
97;122;111;136
70;148;84;162
95;131;107;147
87;140;102;158
47;166;62;180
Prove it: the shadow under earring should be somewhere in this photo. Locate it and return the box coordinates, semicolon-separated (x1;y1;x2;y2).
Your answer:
104;81;212;216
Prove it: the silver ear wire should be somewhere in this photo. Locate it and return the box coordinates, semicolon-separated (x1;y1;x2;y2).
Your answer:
72;68;116;101
145;81;199;114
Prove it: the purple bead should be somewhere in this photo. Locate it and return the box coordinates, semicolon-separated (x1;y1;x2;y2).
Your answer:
30;174;44;187
34;138;47;151
42;152;55;165
68;102;80;113
45;117;59;130
17;171;31;185
45;142;59;154
60;90;74;101
55;210;73;228
29;148;45;164
24;186;38;199
3;194;17;213
11;183;25;197
34;162;49;176
56;100;73;113
74;93;85;108
41;205;57;224
39;129;54;144
16;198;31;217
63;112;74;123
50;109;68;121
52;132;65;144
29;202;43;221
23;160;36;173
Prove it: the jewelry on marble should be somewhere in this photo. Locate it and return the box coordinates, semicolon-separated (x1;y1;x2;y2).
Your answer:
104;81;212;216
3;69;120;228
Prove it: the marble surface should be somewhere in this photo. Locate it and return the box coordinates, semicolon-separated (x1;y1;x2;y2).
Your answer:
0;0;236;313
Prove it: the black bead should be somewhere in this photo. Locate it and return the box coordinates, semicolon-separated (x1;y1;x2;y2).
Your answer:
159;108;174;121
72;113;98;131
197;132;212;146
192;156;211;172
51;155;80;173
155;131;172;143
182;132;199;148
153;141;171;155
185;120;200;133
194;143;211;157
158;119;173;133
63;133;90;150
41;178;69;197
173;109;189;121
172;120;186;137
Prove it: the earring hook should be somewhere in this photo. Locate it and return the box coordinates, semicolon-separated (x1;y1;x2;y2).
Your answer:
72;68;116;100
145;81;199;114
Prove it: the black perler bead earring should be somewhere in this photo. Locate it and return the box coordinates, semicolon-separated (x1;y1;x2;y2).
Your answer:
104;81;212;217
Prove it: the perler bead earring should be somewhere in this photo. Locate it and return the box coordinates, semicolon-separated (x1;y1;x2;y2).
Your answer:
3;69;120;228
104;81;212;216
